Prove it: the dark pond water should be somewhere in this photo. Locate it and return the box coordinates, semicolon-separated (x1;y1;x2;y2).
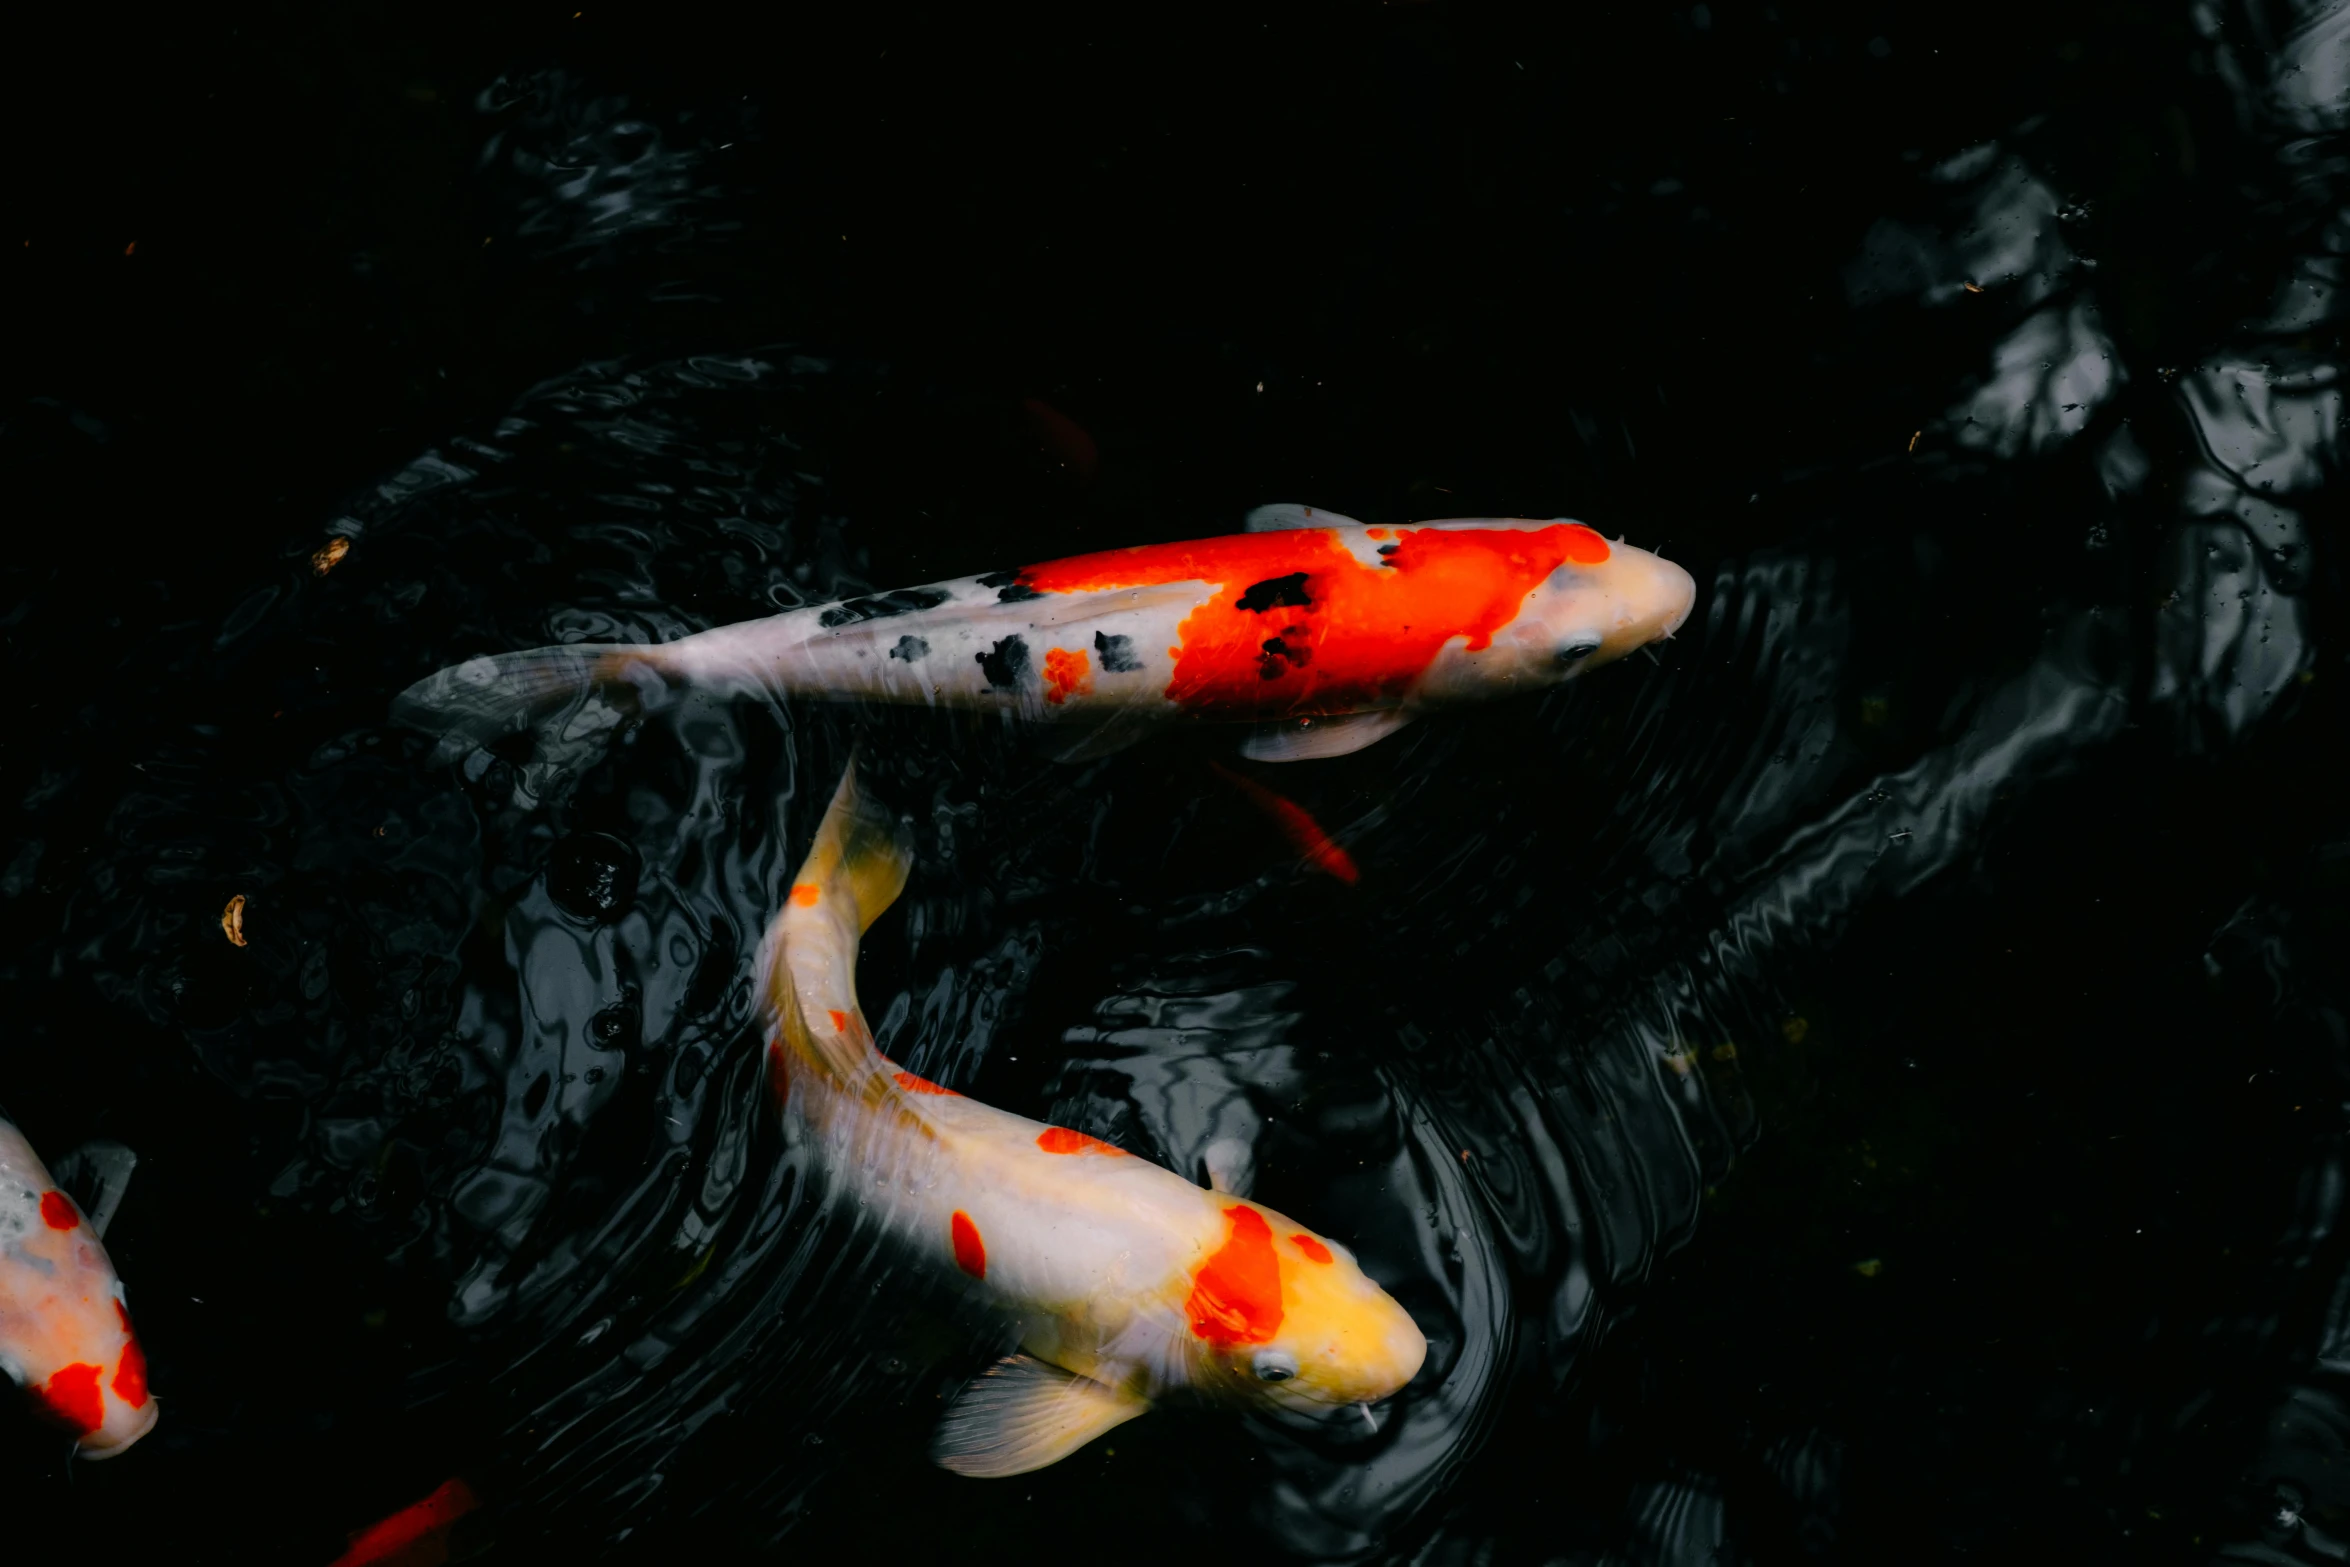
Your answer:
6;4;2350;1561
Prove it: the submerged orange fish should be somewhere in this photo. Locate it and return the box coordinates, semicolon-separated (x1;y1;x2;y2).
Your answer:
1210;761;1360;884
760;763;1425;1475
329;1477;479;1567
397;506;1694;765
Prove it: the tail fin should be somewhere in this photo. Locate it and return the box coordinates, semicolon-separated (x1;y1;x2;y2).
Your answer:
391;643;665;764
761;762;915;1092
801;761;914;937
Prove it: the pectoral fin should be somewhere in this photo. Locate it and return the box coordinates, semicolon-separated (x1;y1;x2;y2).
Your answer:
51;1141;137;1239
932;1354;1150;1477
1239;709;1415;762
1244;503;1367;533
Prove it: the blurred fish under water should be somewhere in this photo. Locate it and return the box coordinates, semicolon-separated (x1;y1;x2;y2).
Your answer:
5;5;2350;1564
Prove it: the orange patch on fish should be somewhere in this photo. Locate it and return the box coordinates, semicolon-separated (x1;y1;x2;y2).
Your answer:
1018;524;1610;717
790;883;821;907
827;1009;850;1032
1041;646;1092;705
951;1210;987;1278
331;1477;481;1567
1289;1233;1334;1265
894;1070;960;1097
39;1191;78;1230
1185;1205;1284;1346
36;1362;104;1435
1036;1126;1125;1156
112;1336;148;1407
1209;762;1359;884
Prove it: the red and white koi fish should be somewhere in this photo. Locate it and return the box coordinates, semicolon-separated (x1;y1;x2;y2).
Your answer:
0;1115;154;1456
397;506;1695;764
760;764;1426;1476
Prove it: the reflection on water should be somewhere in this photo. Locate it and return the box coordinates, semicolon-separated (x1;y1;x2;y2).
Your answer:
8;5;2350;1563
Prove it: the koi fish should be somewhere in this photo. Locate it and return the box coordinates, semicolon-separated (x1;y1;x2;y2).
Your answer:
761;763;1426;1476
1209;761;1361;884
0;1113;154;1456
396;506;1695;765
330;1477;480;1567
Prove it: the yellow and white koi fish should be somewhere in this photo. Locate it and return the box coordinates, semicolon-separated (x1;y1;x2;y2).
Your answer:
0;1114;154;1456
398;506;1695;764
761;763;1427;1476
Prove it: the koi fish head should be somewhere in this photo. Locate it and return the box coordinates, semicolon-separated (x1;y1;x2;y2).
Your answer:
1184;1203;1426;1414
1414;530;1696;702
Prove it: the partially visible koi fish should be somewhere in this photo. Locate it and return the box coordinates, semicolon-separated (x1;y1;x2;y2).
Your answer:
0;1113;154;1456
397;506;1695;767
329;1477;479;1567
760;763;1425;1476
1210;761;1360;884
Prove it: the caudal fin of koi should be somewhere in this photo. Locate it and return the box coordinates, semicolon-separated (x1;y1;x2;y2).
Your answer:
390;643;657;765
762;760;917;1085
803;762;914;938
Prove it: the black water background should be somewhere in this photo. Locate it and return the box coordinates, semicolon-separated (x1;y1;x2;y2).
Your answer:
5;4;2349;1562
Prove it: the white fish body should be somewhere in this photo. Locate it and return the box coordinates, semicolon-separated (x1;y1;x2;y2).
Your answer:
760;765;1426;1475
398;511;1696;764
0;1115;154;1456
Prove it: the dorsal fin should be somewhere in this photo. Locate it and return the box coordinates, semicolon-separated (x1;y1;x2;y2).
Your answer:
51;1141;138;1239
1243;503;1367;533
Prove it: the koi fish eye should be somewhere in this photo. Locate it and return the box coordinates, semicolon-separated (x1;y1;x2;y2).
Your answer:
1253;1349;1299;1382
1556;639;1603;665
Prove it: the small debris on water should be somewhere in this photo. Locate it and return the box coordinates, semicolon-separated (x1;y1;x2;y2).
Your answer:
1853;1258;1884;1277
312;536;352;576
221;894;248;947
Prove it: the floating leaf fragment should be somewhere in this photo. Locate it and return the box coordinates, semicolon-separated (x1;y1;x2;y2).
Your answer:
221;895;247;947
312;536;352;576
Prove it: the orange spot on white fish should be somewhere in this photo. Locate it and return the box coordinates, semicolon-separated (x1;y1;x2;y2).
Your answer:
951;1210;987;1278
112;1335;148;1408
330;1477;481;1567
36;1363;104;1436
827;1009;850;1032
1036;1126;1125;1156
39;1191;78;1230
1209;762;1359;884
1041;646;1092;705
790;883;820;907
1289;1233;1334;1265
1186;1205;1283;1346
893;1070;960;1097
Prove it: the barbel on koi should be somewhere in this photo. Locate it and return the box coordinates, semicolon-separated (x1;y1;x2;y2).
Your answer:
395;506;1695;765
758;762;1427;1476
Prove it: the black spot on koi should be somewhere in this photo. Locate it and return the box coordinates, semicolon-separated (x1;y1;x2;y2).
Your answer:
1258;628;1312;681
889;635;929;662
977;635;1032;689
976;568;1046;604
1237;572;1314;613
818;587;952;628
1094;630;1142;673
